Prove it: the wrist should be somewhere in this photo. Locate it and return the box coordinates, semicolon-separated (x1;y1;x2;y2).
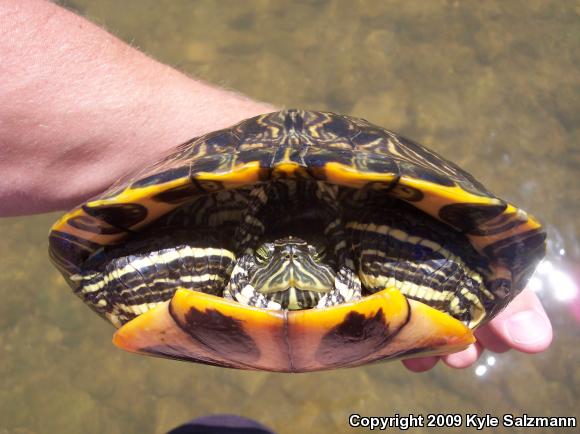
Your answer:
0;0;276;216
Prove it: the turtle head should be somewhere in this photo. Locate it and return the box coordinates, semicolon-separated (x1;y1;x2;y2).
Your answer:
248;236;336;309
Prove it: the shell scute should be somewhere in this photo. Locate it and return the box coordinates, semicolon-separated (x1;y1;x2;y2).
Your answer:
131;166;191;189
318;114;356;139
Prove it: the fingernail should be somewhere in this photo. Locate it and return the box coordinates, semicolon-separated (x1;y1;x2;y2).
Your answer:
504;310;551;346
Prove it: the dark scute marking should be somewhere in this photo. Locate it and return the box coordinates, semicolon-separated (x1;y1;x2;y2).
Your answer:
204;132;235;149
474;220;526;237
441;205;525;236
67;215;125;235
483;229;547;289
315;309;391;366
463;211;526;236
362;155;398;175
190;154;232;174
174;306;260;364
151;183;203;204
294;109;306;130
83;203;148;230
351;130;386;147
236;148;276;168
323;115;353;138
48;230;102;274
304;149;353;167
284;109;304;131
238;116;268;136
438;203;507;233
131;166;190;188
138;345;242;369
400;163;456;187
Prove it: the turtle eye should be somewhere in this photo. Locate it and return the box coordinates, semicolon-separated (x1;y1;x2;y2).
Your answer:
255;244;274;265
308;244;326;262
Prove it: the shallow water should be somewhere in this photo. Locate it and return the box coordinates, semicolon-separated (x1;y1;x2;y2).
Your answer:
1;1;579;433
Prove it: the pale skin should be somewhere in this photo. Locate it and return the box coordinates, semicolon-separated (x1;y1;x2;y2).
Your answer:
0;0;552;371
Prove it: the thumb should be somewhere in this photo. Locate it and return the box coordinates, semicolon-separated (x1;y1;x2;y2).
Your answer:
486;288;552;353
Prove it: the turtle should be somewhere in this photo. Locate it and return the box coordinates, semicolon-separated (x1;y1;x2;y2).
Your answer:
49;109;546;372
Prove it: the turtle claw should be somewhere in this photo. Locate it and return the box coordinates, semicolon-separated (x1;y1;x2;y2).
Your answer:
240;284;282;310
317;266;362;308
227;283;281;310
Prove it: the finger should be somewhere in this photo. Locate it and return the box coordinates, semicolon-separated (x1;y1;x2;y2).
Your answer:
401;356;439;372
442;342;483;368
486;288;552;353
475;325;511;353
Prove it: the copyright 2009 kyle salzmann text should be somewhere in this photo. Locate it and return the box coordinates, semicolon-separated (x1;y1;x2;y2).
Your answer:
348;413;577;430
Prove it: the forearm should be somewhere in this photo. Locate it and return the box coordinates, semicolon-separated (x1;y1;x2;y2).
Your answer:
0;0;275;216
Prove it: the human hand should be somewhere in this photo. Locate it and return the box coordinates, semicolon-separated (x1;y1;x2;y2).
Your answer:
402;288;553;372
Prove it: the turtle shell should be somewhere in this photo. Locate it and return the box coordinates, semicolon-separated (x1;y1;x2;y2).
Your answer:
49;110;545;372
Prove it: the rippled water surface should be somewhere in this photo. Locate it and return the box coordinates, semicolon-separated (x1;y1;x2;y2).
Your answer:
1;1;579;433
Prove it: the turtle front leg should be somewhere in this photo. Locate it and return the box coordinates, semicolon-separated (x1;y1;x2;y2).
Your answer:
224;255;282;310
317;266;362;308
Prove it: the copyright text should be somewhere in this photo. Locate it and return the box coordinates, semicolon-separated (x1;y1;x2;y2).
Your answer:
348;413;577;430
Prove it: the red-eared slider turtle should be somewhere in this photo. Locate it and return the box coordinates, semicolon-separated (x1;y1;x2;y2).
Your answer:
49;110;546;372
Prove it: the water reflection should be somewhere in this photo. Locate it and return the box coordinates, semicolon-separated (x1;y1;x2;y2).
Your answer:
536;260;578;303
475;365;488;377
474;352;499;378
